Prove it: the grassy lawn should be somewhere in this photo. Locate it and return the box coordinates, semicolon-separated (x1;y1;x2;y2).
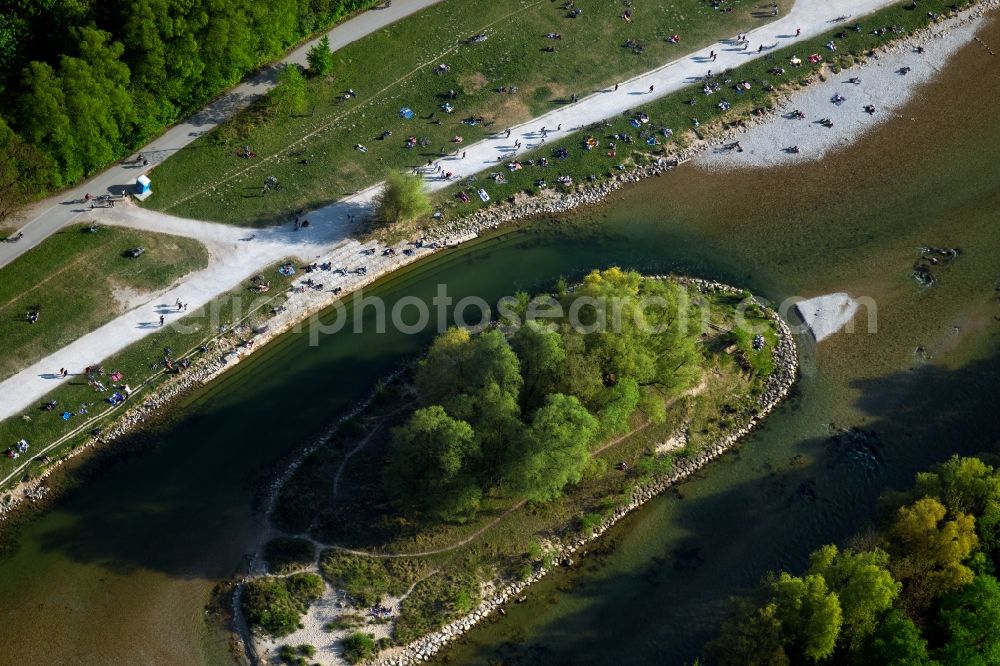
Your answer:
428;0;974;215
145;0;790;225
0;224;208;381
268;282;782;649
0;259;298;493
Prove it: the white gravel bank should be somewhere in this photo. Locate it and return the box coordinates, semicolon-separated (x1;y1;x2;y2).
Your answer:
697;2;996;170
794;293;860;342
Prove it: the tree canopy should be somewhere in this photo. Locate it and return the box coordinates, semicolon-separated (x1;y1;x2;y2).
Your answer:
807;545;900;647
937;574;1000;666
0;0;375;215
306;35;334;76
706;456;1000;666
384;406;481;522
769;572;842;662
372;171;432;226
889;497;977;610
511;393;598;502
385;270;707;521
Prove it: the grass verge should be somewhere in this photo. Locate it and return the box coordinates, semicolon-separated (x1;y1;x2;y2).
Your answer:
0;224;208;380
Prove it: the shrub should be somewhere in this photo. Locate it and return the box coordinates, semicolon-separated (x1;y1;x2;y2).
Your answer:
243;573;324;637
342;632;377;664
243;579;304;637
277;643;317;664
580;512;603;536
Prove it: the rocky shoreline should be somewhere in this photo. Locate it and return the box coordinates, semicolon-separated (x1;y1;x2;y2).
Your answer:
367;277;798;666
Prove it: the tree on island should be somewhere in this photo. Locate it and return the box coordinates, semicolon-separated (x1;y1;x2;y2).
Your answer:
511;392;598;502
806;545;900;648
371;171;431;227
415;327;525;483
768;572;843;662
510;320;567;413
341;631;377;664
865;608;932;666
889;497;978;612
306;35;333;76
384;269;711;521
938;574;1000;665
384;405;482;522
704;456;1000;666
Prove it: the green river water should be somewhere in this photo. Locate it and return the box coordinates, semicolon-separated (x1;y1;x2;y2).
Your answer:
1;17;999;666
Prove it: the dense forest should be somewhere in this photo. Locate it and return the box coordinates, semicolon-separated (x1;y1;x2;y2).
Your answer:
384;268;703;522
0;0;374;219
706;455;1000;666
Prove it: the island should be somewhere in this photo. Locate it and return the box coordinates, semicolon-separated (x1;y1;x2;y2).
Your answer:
239;268;797;665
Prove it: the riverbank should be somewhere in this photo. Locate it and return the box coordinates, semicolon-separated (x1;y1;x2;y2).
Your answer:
426;0;996;236
696;0;999;169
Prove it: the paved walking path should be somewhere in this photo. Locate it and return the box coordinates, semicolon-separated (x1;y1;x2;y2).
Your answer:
0;0;900;422
0;0;445;269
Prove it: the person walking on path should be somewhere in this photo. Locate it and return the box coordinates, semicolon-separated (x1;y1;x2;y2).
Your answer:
796;28;801;37
462;151;466;158
159;314;165;326
710;50;716;61
614;82;619;91
649;84;654;93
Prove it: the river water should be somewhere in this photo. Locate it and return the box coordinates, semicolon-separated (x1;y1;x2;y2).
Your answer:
1;17;998;666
